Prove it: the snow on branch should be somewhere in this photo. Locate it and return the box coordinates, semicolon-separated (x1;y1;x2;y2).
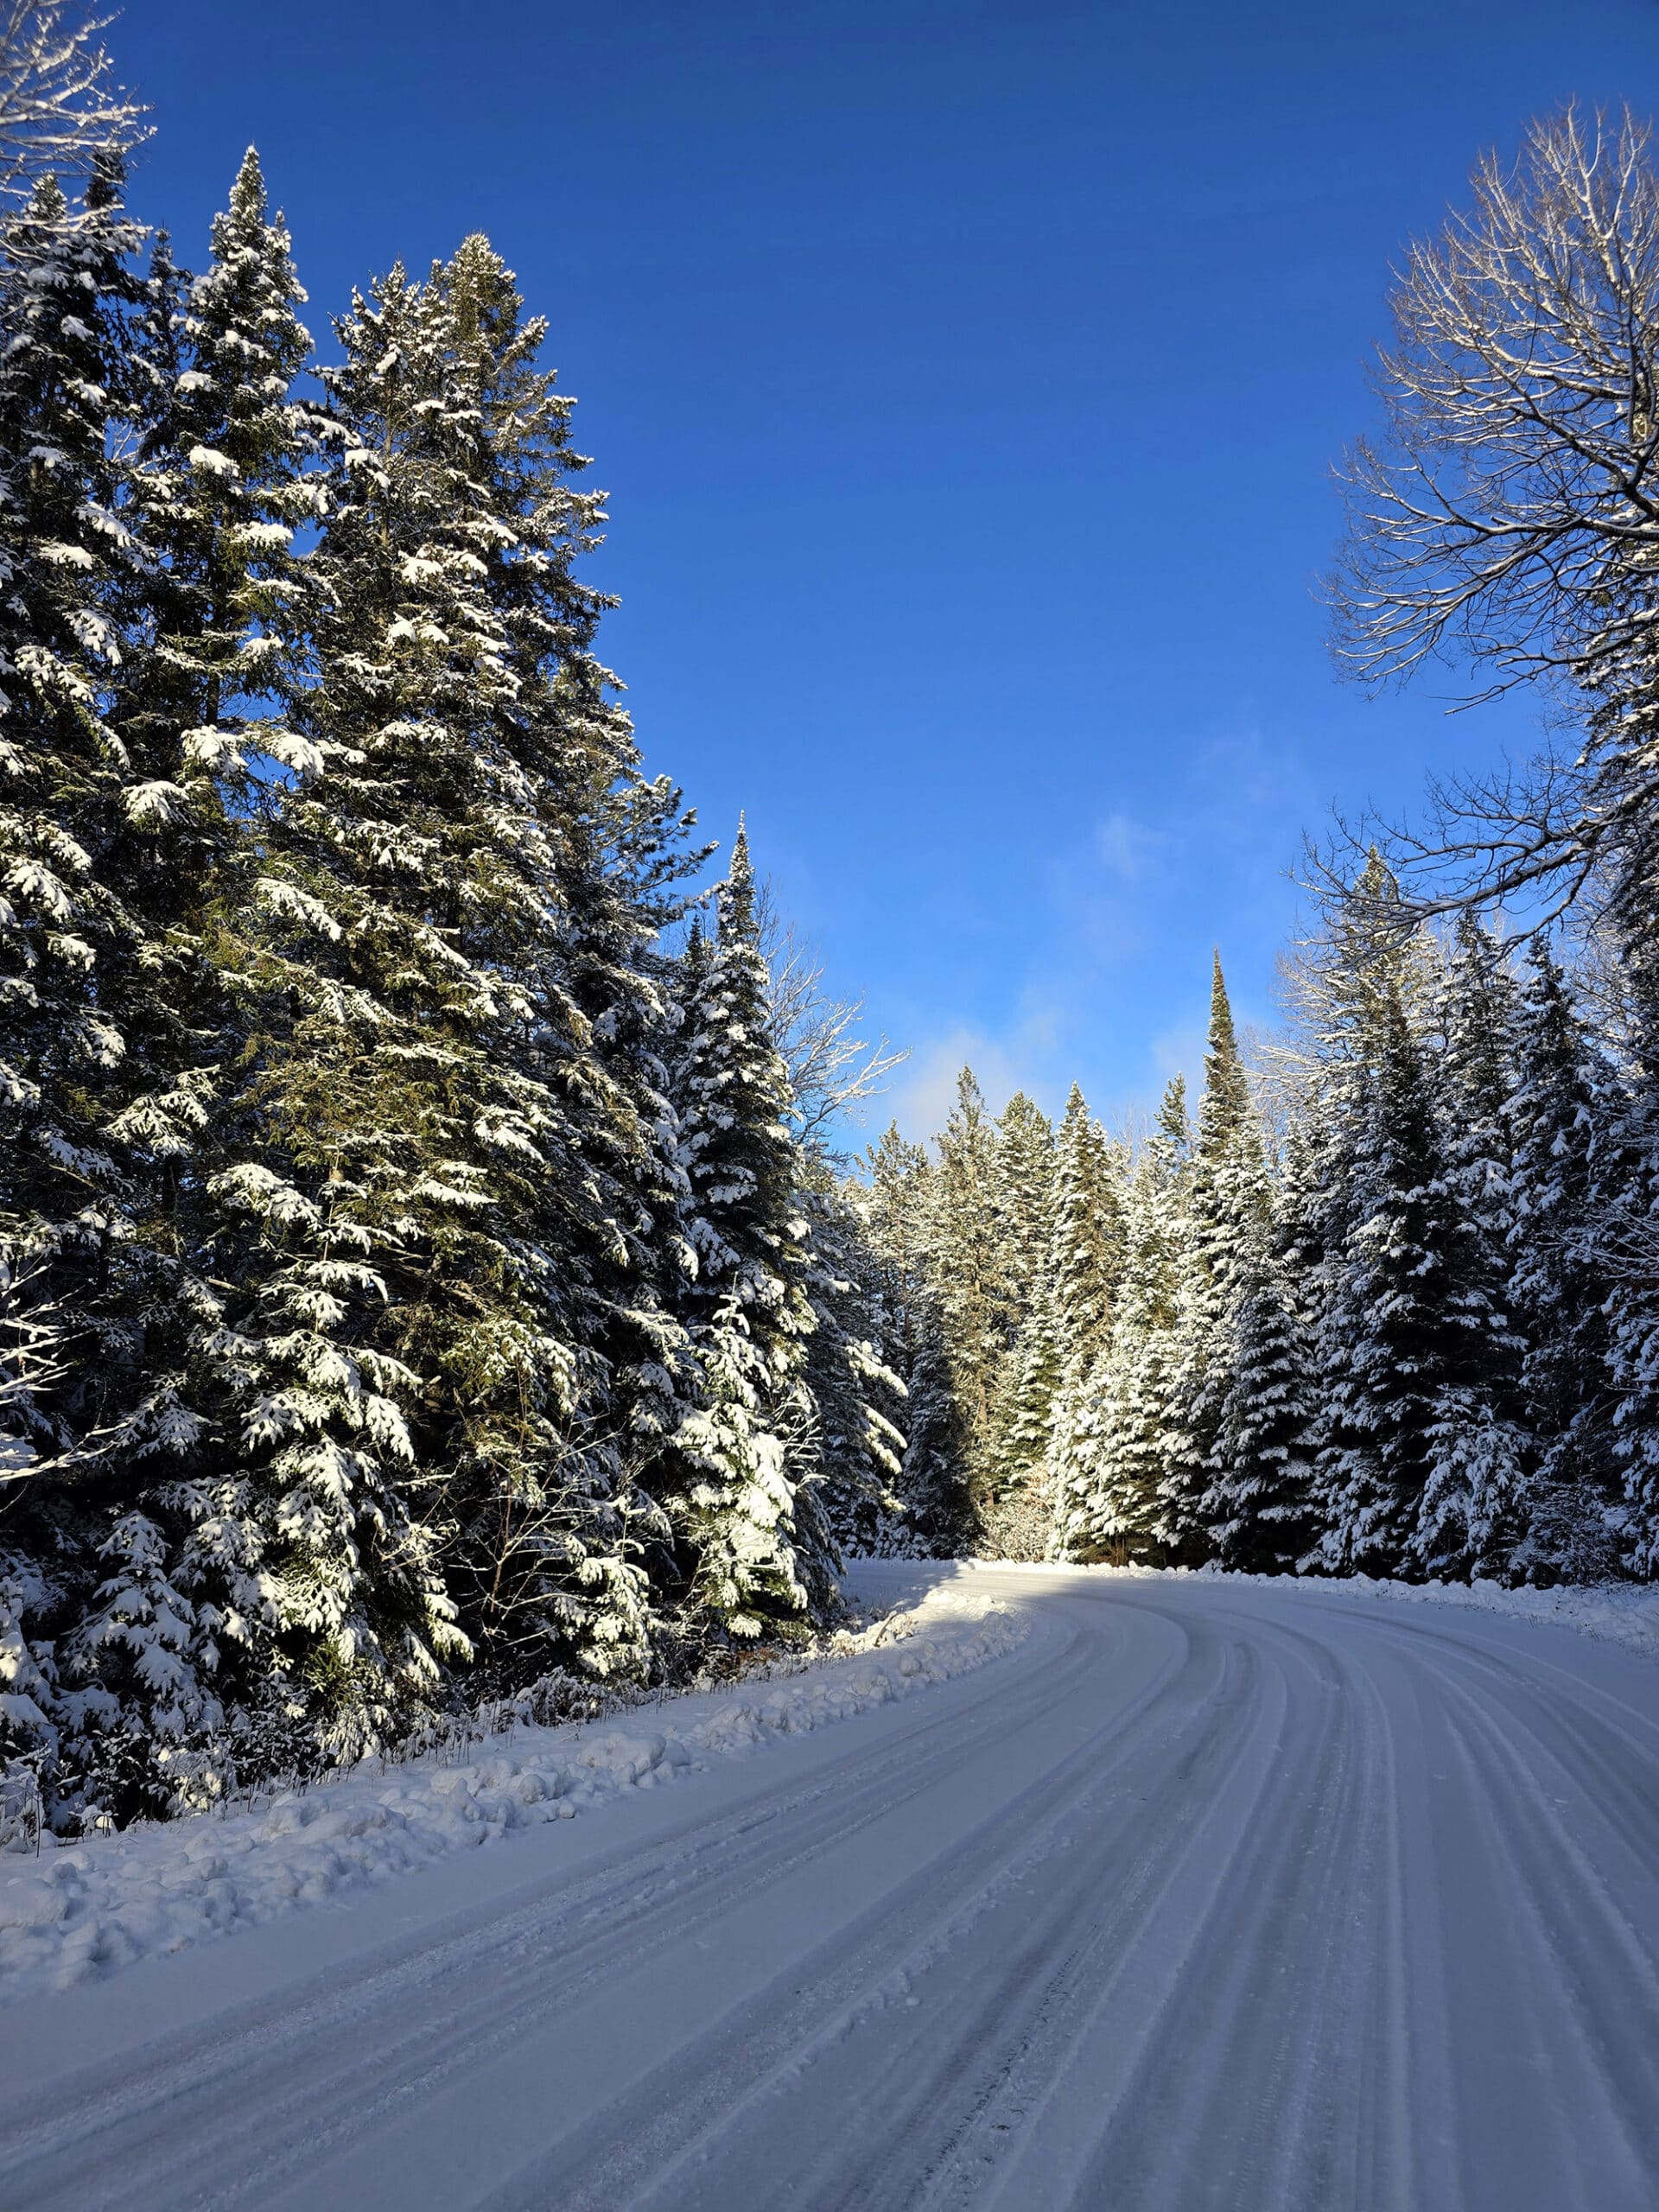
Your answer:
1330;104;1659;696
0;3;145;198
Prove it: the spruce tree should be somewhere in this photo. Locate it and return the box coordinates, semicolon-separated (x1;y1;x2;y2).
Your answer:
0;156;226;1817
1412;917;1529;1580
1199;1160;1319;1574
1043;1087;1127;1556
1160;953;1262;1560
1596;893;1659;1579
1308;984;1457;1578
860;1122;969;1553
1061;1078;1188;1562
981;1090;1056;1549
1504;944;1621;1580
929;1067;1015;1543
183;239;689;1748
54;151;338;1813
803;1167;909;1558
669;826;820;1633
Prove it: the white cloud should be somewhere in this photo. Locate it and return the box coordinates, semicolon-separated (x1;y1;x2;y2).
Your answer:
887;1027;1032;1142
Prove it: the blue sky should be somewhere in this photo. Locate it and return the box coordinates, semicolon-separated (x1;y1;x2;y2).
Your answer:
121;0;1659;1139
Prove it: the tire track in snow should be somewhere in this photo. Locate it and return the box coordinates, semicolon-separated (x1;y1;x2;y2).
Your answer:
3;1567;1658;2212
0;1604;1112;2209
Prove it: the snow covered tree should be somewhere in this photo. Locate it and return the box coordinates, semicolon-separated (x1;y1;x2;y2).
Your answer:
179;238;706;1748
1160;953;1262;1559
1307;982;1459;1578
1041;1087;1127;1556
1592;884;1659;1578
1061;1077;1189;1563
668;826;821;1632
1502;944;1622;1580
979;1090;1056;1550
1198;1145;1319;1574
800;1168;908;1558
1411;916;1529;1580
0;3;143;206
928;1067;1017;1541
0;156;229;1817
859;1122;969;1554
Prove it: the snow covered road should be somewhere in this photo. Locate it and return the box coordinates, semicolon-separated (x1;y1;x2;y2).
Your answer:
4;1561;1659;2210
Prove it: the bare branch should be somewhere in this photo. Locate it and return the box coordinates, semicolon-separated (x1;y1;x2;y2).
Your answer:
0;3;145;200
1331;104;1659;696
752;879;907;1156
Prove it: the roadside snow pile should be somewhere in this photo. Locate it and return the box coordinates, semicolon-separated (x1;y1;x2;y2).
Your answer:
952;1554;1659;1661
1328;1572;1659;1658
0;1586;1027;2002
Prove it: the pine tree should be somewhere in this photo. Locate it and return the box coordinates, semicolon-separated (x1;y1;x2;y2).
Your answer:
860;1122;969;1553
1161;952;1262;1560
1504;943;1621;1580
803;1166;909;1558
981;1090;1056;1549
669;825;820;1633
1200;1160;1319;1573
1043;1087;1127;1556
42;151;342;1814
1308;984;1458;1578
1062;1078;1188;1562
1412;917;1529;1580
929;1067;1015;1543
184;240;701;1749
1597;884;1659;1579
0;156;231;1817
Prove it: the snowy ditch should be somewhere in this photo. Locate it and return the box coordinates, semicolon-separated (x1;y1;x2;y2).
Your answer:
0;1582;1028;2002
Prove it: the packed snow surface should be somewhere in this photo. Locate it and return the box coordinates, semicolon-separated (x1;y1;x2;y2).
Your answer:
0;1578;1026;1999
3;1560;1659;2211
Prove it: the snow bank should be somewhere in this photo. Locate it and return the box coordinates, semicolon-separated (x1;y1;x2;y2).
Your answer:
0;1585;1027;2002
954;1554;1659;1661
1325;1571;1659;1657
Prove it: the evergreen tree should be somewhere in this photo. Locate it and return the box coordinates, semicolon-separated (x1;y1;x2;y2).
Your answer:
181;239;681;1749
1504;944;1622;1580
1597;881;1659;1579
1061;1078;1188;1562
981;1090;1056;1548
860;1122;969;1553
0;156;224;1816
669;825;820;1632
1199;1149;1319;1574
1412;917;1529;1580
803;1167;909;1558
1308;985;1457;1578
56;151;339;1813
1161;952;1262;1560
1042;1087;1126;1556
928;1067;1015;1542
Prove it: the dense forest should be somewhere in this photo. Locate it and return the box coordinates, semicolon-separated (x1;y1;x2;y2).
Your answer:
2;17;1658;1833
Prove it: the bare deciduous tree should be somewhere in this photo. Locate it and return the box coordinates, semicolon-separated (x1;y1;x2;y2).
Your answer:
0;3;143;198
0;1251;69;1470
1332;104;1659;698
753;880;906;1156
1318;105;1659;941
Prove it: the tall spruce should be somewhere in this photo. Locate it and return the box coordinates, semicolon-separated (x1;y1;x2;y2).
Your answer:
1412;917;1528;1580
860;1123;969;1553
1061;1078;1188;1562
669;826;821;1633
1308;983;1456;1578
1044;1088;1127;1557
1160;952;1261;1560
929;1067;1014;1543
1504;943;1621;1580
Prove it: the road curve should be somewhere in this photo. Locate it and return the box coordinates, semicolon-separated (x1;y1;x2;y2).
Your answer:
3;1563;1658;2211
